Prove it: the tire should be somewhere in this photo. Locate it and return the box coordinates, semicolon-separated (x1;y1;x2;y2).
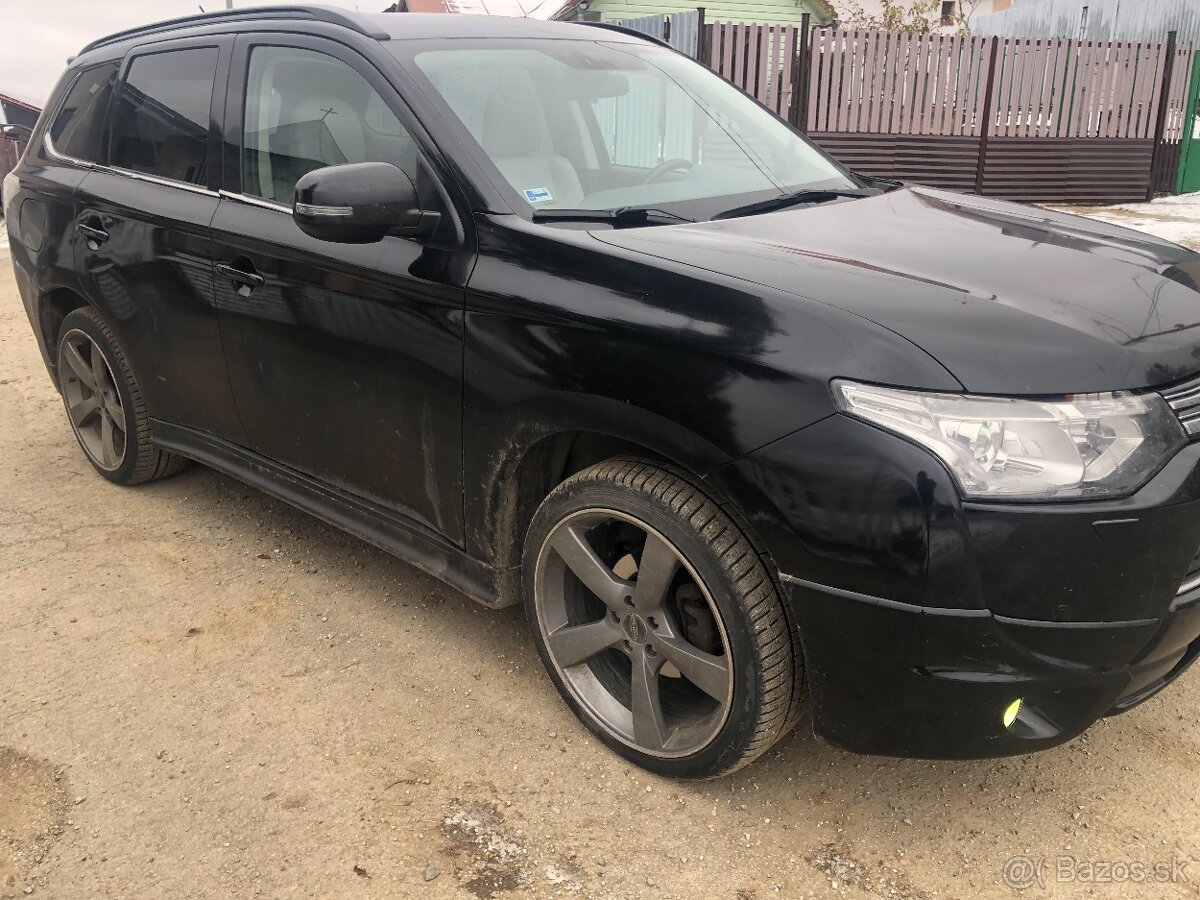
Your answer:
56;307;189;485
523;458;802;778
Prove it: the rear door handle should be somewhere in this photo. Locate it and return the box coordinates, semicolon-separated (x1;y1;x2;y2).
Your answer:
216;263;266;294
75;222;109;248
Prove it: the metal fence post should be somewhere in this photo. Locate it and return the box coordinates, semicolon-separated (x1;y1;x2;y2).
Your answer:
696;7;708;64
1149;30;1179;200
790;13;811;129
974;36;1002;196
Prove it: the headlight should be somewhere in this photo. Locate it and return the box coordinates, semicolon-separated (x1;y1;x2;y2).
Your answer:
832;380;1186;500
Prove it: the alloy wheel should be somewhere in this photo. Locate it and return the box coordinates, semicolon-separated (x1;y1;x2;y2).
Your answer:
533;508;733;758
59;329;127;471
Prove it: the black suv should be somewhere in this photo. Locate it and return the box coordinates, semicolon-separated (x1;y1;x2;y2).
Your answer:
7;6;1200;778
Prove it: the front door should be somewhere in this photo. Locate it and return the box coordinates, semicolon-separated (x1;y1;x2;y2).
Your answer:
211;34;470;541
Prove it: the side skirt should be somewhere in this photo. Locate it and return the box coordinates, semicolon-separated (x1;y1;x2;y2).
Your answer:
150;419;510;608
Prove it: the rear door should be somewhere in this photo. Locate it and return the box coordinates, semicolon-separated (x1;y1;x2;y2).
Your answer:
210;33;471;541
10;60;119;375
73;36;244;443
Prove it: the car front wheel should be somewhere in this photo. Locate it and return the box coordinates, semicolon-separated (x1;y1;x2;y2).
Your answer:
523;459;802;778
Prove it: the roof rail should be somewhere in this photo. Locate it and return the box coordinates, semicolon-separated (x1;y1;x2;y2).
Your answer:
77;4;389;56
580;21;674;50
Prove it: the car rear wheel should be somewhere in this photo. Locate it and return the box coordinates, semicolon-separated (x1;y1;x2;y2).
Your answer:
56;307;188;485
523;459;802;778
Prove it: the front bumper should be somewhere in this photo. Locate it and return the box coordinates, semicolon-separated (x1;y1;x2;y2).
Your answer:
713;414;1200;758
782;575;1200;758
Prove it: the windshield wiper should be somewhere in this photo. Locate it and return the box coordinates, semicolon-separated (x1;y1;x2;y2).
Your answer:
711;188;876;221
531;206;695;227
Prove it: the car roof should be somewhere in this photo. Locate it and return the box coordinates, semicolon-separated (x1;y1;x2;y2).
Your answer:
77;5;648;57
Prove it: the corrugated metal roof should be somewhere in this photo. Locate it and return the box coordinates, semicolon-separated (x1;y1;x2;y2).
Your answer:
0;93;41;114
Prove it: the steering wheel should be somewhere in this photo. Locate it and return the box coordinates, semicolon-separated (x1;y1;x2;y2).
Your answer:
642;158;695;184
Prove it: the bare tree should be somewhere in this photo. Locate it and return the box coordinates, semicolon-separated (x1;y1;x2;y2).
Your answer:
840;0;985;34
952;0;986;34
840;0;941;33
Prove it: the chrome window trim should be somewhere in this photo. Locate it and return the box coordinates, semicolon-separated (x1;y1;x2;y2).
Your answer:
46;132;220;198
218;190;292;214
44;132;96;169
106;164;220;197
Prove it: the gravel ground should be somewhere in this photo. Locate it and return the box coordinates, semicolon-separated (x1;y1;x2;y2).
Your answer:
2;207;1200;900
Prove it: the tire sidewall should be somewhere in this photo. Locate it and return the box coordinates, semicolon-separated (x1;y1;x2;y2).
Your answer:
523;474;773;779
57;309;144;485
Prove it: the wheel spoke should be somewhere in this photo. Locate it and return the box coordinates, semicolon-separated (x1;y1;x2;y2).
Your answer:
63;342;98;391
99;412;115;468
633;532;680;611
630;649;668;751
548;617;622;668
106;397;126;433
656;634;730;702
551;526;632;610
68;395;100;428
90;341;110;393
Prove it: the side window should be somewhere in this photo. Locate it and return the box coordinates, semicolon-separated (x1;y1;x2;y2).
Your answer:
109;47;218;185
48;62;120;162
241;46;418;204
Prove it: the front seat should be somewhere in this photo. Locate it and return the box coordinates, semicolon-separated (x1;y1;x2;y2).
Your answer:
264;60;369;202
480;68;584;209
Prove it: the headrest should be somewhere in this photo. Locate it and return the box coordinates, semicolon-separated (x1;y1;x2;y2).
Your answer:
481;67;549;158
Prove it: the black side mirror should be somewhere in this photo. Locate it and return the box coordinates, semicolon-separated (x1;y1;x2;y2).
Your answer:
292;162;440;244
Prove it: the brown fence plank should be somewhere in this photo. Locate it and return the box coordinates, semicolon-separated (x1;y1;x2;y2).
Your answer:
770;24;785;114
1046;38;1071;137
753;25;766;103
1098;42;1122;138
853;29;868;132
1167;45;1195;141
914;35;932;136
813;28;830;131
881;31;900;133
782;25;797;118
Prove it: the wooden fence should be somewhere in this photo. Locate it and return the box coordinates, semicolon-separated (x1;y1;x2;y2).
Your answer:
706;22;805;119
705;20;1196;202
0;139;23;190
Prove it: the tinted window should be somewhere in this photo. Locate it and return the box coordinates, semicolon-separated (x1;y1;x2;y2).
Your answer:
410;44;851;214
241;46;417;203
110;47;218;185
49;63;120;162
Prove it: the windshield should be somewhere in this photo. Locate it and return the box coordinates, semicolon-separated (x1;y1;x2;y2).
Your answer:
402;39;857;219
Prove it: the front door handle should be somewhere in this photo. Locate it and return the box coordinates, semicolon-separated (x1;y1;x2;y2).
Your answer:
216;263;266;296
75;222;109;249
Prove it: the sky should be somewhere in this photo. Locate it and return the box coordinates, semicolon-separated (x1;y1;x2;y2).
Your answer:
0;0;378;107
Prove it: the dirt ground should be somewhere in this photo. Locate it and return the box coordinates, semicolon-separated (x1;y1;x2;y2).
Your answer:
1050;194;1200;252
2;209;1200;900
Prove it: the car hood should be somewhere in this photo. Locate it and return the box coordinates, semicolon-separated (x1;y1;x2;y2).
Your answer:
592;186;1200;395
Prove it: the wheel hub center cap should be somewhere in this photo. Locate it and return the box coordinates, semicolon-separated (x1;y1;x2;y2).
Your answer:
622;613;650;644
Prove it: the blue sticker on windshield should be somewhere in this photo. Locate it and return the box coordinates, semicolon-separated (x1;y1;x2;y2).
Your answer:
523;187;553;204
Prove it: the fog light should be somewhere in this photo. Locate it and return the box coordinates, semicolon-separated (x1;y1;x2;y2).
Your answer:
1003;698;1023;729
